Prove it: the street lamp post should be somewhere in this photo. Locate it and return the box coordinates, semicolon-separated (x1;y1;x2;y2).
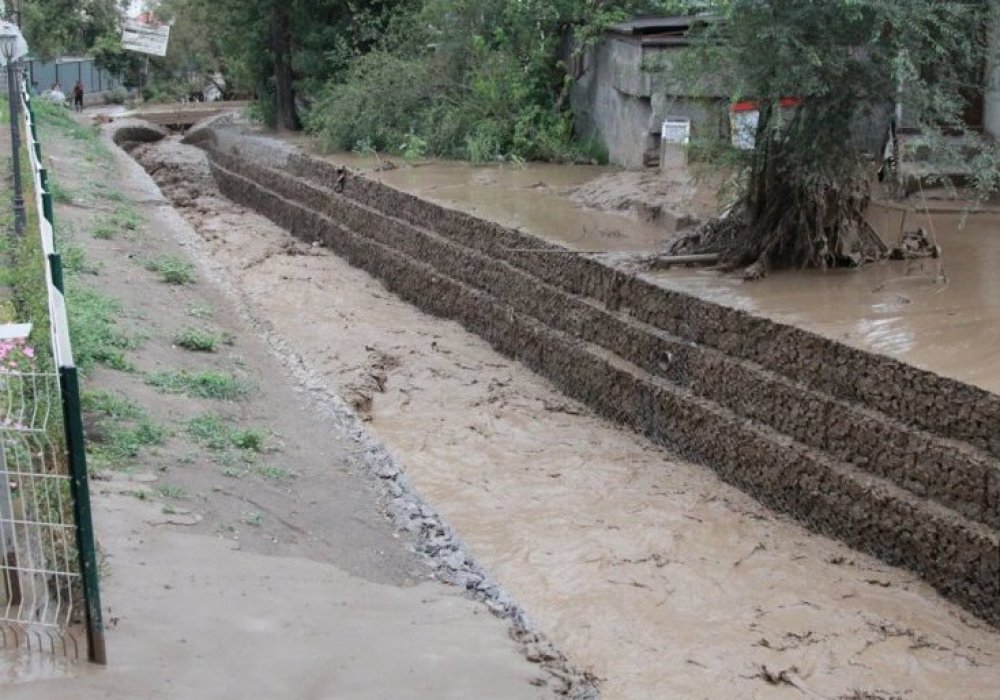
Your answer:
0;25;26;236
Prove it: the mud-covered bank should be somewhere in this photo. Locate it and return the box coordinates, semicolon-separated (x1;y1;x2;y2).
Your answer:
119;127;1000;699
157;125;998;624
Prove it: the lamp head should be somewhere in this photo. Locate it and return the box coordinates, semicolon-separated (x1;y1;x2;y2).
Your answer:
0;22;28;65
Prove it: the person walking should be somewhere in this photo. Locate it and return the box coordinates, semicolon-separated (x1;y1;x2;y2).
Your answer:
72;80;84;112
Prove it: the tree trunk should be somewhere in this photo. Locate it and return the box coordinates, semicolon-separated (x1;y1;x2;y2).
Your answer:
271;3;300;131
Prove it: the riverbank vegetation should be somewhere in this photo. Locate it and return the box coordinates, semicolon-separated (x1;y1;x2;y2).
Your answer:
153;0;686;162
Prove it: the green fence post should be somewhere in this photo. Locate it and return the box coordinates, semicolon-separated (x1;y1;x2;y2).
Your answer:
39;167;48;193
48;254;64;293
42;191;54;227
33;140;41;162
60;365;107;665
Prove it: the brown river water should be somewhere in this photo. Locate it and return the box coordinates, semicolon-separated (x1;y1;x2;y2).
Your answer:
132;137;1000;698
315;144;1000;394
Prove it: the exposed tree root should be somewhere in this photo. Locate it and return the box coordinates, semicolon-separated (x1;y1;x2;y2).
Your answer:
665;173;888;279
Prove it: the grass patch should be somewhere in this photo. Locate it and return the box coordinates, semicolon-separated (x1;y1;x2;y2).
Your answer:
32;99;111;161
155;484;186;500
144;255;195;285
61;245;101;275
231;427;265;452
147;370;253;400
253;464;295;481
91;218;117;239
85;391;168;465
92;205;144;240
65;282;136;372
186;302;213;319
240;511;263;527
186;413;231;449
186;413;268;453
48;177;74;204
82;390;145;420
173;327;225;352
112;204;142;232
100;419;168;460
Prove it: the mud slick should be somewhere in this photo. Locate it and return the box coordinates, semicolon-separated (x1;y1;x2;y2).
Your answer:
116;121;999;630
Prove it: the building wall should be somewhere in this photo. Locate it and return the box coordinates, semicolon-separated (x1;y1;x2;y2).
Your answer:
570;36;726;168
26;57;121;96
984;11;1000;139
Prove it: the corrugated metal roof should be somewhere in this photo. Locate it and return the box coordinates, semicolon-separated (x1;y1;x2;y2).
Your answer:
609;16;696;35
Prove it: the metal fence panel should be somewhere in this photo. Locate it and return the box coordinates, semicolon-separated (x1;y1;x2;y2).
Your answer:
0;72;106;664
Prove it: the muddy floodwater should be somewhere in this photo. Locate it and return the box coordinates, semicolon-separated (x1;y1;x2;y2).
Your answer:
309;144;1000;394
647;204;1000;393
132;136;1000;699
302;144;724;252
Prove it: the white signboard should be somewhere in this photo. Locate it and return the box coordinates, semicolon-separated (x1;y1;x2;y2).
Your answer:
122;19;170;57
730;106;759;150
661;118;691;146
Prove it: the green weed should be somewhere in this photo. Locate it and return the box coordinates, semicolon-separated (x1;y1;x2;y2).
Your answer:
186;302;213;319
185;413;231;449
144;256;195;285
97;418;167;461
65;282;136;371
174;327;221;352
240;511;263;527
61;245;101;275
82;390;145;420
253;464;295;481
155;484;186;499
147;370;253;400
48;178;74;204
91;218;117;239
186;413;268;453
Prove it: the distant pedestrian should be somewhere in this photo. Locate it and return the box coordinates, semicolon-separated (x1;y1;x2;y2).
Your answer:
72;80;84;112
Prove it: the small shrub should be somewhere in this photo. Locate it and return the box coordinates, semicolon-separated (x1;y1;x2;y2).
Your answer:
105;87;128;105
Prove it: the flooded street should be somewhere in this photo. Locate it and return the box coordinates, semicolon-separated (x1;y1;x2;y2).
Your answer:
132;135;1000;699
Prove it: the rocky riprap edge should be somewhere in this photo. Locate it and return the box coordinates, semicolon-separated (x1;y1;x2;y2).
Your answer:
112;123;600;699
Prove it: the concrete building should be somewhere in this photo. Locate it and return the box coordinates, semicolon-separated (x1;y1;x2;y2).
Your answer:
573;14;1000;171
570;16;726;169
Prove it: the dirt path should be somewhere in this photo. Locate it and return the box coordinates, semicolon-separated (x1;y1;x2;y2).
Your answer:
127;131;1000;699
1;113;553;698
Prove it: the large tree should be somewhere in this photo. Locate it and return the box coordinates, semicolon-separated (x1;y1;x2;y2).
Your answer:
19;0;124;60
155;0;409;130
676;0;999;276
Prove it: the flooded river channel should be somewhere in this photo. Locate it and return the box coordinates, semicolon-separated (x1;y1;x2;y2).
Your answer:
134;136;1000;699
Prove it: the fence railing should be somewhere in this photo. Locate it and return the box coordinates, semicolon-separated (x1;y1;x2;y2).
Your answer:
0;71;105;664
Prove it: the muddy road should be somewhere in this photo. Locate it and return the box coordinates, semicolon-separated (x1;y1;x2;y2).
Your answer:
120;129;1000;699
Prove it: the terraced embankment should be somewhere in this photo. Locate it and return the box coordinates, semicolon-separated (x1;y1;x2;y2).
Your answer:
122;122;999;625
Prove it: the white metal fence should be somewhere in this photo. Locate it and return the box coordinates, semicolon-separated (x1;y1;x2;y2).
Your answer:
0;71;105;664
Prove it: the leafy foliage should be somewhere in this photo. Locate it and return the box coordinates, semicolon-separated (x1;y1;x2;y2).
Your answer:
304;0;678;162
675;0;1000;272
